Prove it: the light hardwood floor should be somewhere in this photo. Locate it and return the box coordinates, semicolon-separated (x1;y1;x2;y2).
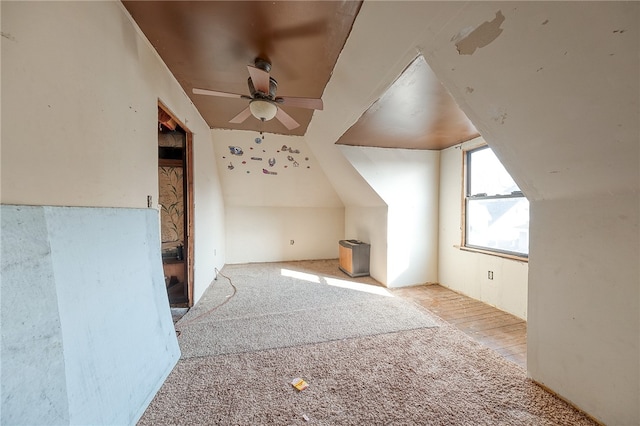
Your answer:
392;284;527;368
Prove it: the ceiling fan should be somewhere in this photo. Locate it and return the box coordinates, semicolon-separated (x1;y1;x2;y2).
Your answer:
192;58;323;130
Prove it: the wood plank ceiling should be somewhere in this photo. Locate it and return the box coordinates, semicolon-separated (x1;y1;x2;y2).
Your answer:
123;1;362;136
123;1;478;149
336;56;479;150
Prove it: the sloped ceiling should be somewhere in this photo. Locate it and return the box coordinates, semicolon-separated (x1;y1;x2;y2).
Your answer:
122;1;362;136
122;1;476;150
336;55;479;150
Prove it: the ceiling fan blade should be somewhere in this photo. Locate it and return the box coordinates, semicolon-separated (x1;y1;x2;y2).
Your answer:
193;88;245;98
247;65;270;94
275;107;300;130
276;96;323;111
229;106;253;124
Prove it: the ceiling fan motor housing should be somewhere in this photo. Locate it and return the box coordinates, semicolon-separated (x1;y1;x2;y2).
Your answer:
248;76;278;99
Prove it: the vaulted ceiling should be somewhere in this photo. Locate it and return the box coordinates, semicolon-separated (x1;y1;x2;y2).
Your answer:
123;1;477;149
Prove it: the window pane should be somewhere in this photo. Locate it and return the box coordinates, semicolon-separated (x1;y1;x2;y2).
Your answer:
469;147;520;196
466;197;529;255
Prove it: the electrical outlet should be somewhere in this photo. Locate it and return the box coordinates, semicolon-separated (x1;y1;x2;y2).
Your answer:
488;271;494;280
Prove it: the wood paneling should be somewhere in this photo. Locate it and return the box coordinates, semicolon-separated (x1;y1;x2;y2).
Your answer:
336;56;479;150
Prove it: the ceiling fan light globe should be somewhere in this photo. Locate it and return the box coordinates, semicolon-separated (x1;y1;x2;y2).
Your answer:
249;99;278;121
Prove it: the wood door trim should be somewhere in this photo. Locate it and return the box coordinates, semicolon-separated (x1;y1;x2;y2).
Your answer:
158;100;195;307
184;131;195;307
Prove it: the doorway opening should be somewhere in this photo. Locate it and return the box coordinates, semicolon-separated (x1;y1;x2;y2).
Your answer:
158;103;195;308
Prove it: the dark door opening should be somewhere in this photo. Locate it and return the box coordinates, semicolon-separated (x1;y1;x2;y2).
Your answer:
158;104;195;307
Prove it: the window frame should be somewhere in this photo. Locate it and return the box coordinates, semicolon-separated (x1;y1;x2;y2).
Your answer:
462;145;529;261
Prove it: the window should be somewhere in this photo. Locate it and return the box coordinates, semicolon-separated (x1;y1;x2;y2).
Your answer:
464;146;529;258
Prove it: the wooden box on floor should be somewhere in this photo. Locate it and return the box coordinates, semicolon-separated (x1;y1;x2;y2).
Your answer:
339;240;370;277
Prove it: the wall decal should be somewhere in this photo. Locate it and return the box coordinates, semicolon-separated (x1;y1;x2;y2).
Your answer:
268;158;276;167
287;155;294;162
263;168;277;175
228;146;243;156
293;161;299;167
251;157;262;161
255;138;262;144
228;162;234;170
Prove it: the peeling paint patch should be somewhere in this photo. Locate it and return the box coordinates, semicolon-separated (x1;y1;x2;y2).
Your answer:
455;11;505;55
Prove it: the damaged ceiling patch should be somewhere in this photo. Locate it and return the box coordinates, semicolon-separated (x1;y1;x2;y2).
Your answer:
456;11;505;55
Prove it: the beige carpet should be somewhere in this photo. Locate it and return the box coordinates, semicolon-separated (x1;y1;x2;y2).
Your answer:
139;260;596;425
175;260;437;358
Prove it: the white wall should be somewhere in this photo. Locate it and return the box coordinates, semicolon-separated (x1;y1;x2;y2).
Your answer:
302;2;442;286
344;205;388;284
212;129;344;264
1;1;226;422
528;194;639;424
1;1;224;302
226;206;344;263
340;146;440;287
415;3;639;424
309;2;638;423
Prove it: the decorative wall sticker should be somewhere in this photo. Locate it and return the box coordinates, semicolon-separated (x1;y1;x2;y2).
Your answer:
242;160;247;164
268;158;276;167
305;157;309;161
288;147;300;154
251;157;262;161
287;155;294;162
293;161;299;167
228;162;235;170
281;145;288;151
255;137;262;144
228;146;243;156
158;166;184;244
263;168;277;175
